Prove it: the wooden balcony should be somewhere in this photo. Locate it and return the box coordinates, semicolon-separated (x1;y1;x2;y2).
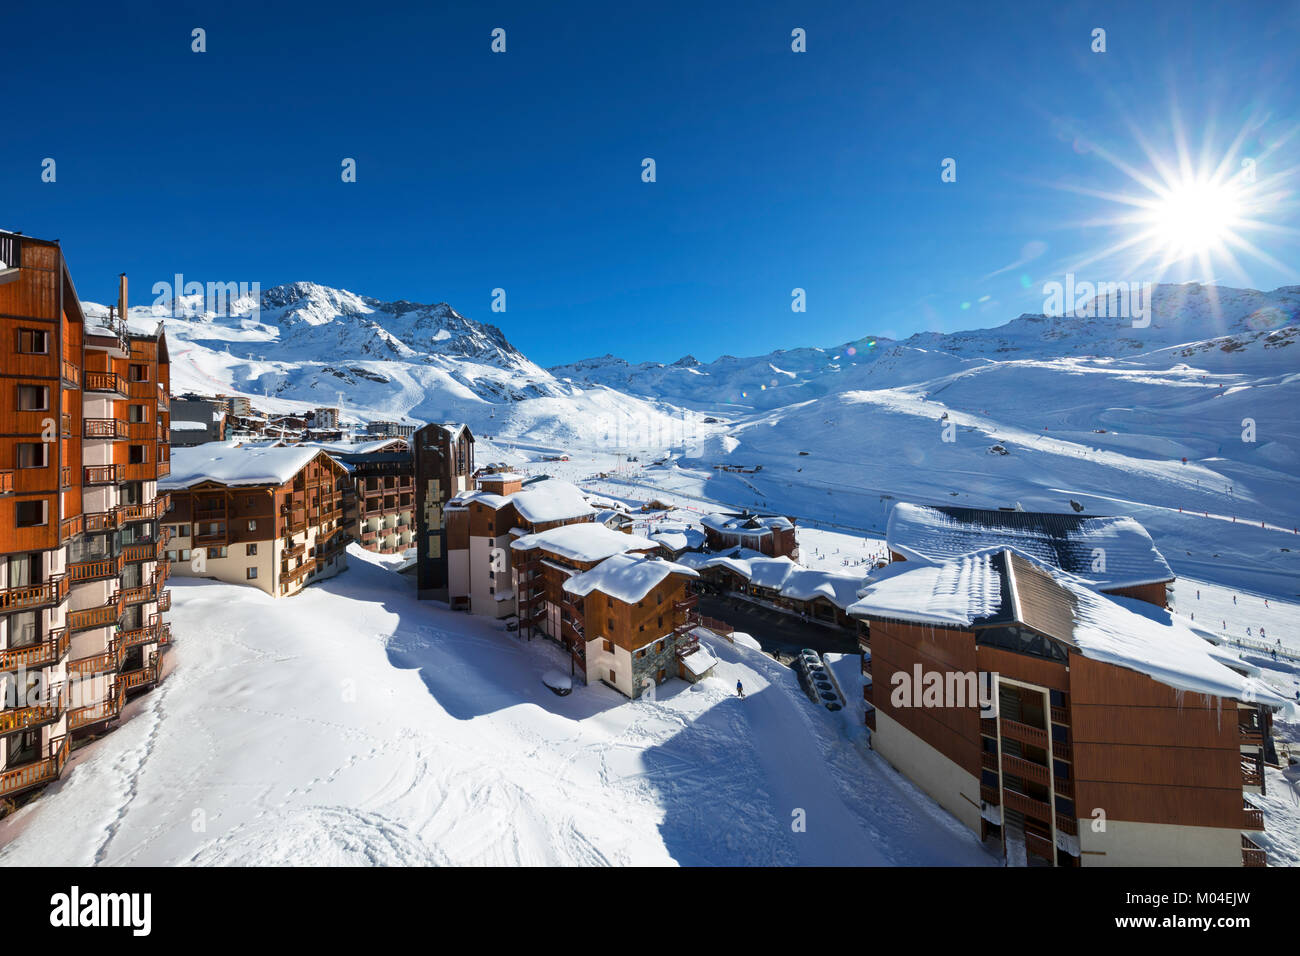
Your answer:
1243;801;1264;831
674;592;699;612
123;540;163;564
1025;829;1055;863
61;465;73;488
0;683;65;733
0;469;12;495
980;750;998;772
68;598;123;633
69;553;124;583
1001;787;1052;825
84;418;129;440
84;371;125;394
1050;704;1069;725
60;515;84;542
68;639;126;679
120;655;160;692
1242;835;1267;867
999;716;1049;750
0;575;69;613
84;508;121;532
62;359;81;388
1002;752;1051;787
157;459;170;477
84;464;119;485
0;735;69;799
0;628;70;673
979;783;999;806
1055;812;1077;836
67;680;125;730
115;584;153;606
156;589;171;612
281;560;315;584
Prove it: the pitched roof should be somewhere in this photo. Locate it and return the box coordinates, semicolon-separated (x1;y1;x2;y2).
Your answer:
511;523;658;563
848;547;1292;711
886;502;1174;590
161;442;332;489
562;554;699;604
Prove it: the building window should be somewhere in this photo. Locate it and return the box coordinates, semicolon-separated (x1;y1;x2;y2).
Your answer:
16;443;47;468
166;551;177;562
247;567;258;580
248;519;257;531
128;364;149;382
603;639;613;653
17;385;48;411
178;524;190;536
180;549;191;561
128;404;147;423
17;329;49;354
128;445;146;464
212;546;228;558
247;543;257;556
609;669;617;683
15;500;46;527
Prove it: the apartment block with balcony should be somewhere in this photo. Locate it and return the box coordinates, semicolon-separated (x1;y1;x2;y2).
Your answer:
321;439;414;555
848;547;1289;867
161;443;349;597
0;232;173;808
414;423;475;601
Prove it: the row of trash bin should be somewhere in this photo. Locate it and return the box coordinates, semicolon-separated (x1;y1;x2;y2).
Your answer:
796;648;843;712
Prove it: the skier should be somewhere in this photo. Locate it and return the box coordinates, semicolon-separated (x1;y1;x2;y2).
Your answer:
736;679;745;699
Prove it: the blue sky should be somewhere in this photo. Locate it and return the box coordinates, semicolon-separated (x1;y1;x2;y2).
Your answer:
3;0;1297;366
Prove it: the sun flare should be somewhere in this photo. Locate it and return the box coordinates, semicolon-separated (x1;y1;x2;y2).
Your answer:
1147;177;1243;260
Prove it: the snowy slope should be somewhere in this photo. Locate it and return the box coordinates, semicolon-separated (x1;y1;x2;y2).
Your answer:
0;548;994;867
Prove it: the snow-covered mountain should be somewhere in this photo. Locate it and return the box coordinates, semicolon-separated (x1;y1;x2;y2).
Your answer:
88;282;713;450
551;283;1300;411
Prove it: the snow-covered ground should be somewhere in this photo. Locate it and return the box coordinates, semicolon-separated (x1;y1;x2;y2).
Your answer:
0;546;993;867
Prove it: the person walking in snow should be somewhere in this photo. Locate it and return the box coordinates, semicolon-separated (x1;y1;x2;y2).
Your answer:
736;679;745;699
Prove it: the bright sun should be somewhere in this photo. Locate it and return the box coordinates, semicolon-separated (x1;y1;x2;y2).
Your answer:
1148;178;1243;259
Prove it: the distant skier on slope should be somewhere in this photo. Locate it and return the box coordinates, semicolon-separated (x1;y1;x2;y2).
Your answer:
736;680;745;699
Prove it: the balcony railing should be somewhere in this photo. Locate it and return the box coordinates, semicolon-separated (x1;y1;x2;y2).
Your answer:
1242;835;1267;867
68;554;124;583
999;716;1049;750
1001;787;1053;825
0;735;69;799
0;628;70;673
67;680;125;730
979;783;999;806
84;464;119;485
62;360;81;388
68;597;124;633
0;470;12;495
68;639;126;679
1243;801;1264;831
83;371;125;394
60;515;84;542
0;575;69;613
157;459;170;477
120;655;160;692
0;683;65;733
1002;752;1051;787
123;540;164;564
115;585;153;606
84;418;129;440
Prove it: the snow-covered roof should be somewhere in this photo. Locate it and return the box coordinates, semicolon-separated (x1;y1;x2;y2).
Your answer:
778;567;868;609
700;512;795;535
170;420;209;431
562;554;699;604
161;442;329;489
650;528;706;553
887;502;1174;590
509;479;596;525
511;523;659;564
478;471;525;482
680;645;718;677
849;547;1292;711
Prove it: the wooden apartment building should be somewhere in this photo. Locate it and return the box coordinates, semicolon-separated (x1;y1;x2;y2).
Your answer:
414;423;475;601
1;232;173;805
700;511;798;559
849;547;1286;867
162;444;349;597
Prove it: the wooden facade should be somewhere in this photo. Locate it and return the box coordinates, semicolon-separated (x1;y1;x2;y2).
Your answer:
163;450;349;597
1;233;173;804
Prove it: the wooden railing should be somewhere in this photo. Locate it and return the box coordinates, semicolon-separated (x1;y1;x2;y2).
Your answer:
1055;812;1078;836
1242;835;1267;867
84;418;129;440
68;639;126;678
1002;752;1051;787
0;469;12;495
157;460;170;477
979;784;999;806
156;589;171;612
84;464;119;485
115;585;153;605
120;656;159;691
0;683;65;733
0;575;69;612
67;681;125;730
122;541;163;564
83;371;124;393
1243;801;1264;831
1025;829;1055;863
62;359;81;388
1050;704;1069;725
1001;787;1053;825
0;735;69;799
60;515;84;542
68;599;123;632
999;716;1049;750
84;509;120;532
69;553;124;582
0;628;70;672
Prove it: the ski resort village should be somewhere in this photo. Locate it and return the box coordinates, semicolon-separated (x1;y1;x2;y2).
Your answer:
1;230;1299;869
